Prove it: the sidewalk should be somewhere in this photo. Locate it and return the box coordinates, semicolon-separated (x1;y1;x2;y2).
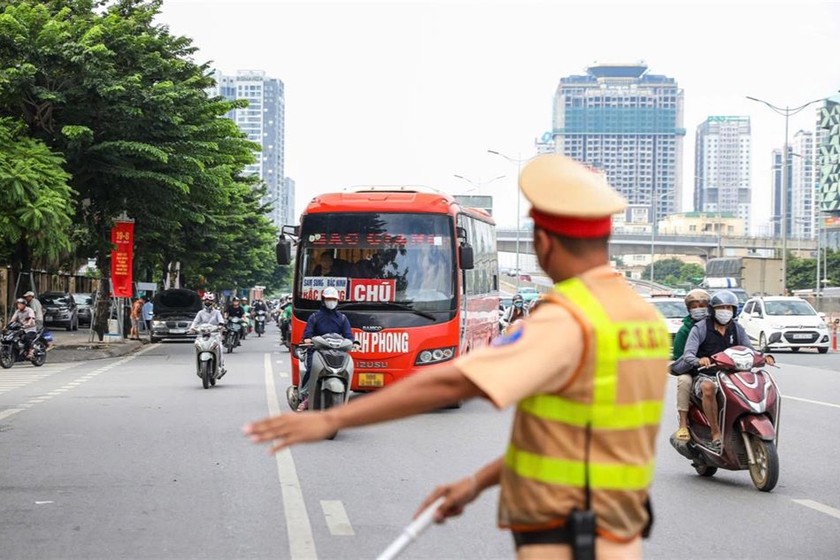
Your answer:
47;328;148;363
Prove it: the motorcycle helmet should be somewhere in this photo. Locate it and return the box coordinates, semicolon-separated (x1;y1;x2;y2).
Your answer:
684;289;710;307
16;298;26;305
203;294;215;307
710;290;738;309
512;294;524;308
322;287;340;300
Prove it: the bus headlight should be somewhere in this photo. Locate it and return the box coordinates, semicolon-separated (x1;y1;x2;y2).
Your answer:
415;347;456;365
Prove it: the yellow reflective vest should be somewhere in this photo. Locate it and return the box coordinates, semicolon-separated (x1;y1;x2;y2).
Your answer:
498;272;670;542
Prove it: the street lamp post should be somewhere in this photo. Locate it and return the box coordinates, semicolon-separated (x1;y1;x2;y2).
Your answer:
746;95;827;294
487;150;528;288
650;192;668;285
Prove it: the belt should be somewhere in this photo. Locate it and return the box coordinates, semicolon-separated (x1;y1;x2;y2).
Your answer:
512;525;574;548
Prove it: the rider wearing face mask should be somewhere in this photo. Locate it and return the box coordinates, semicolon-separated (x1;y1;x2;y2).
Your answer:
298;287;353;411
670;289;710;442
672;290;774;452
500;294;528;332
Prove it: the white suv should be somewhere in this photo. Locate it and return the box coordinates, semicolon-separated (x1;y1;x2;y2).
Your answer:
738;296;830;354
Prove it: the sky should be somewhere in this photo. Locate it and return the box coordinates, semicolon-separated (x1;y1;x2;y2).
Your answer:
157;0;840;231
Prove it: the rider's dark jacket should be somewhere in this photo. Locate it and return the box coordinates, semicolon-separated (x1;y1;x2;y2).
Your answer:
672;318;752;375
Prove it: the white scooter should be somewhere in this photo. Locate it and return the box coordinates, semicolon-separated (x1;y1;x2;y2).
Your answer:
192;324;225;389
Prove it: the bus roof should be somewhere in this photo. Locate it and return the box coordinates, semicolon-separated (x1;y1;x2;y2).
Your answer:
303;187;494;222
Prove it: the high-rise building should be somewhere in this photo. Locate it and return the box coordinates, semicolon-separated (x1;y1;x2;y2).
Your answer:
694;116;751;235
790;130;816;239
207;69;292;230
552;62;685;230
281;177;296;226
818;98;840;249
770;147;793;238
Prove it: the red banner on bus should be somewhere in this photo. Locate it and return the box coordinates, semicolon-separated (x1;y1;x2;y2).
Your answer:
110;221;134;298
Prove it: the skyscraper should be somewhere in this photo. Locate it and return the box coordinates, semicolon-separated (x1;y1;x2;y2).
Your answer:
207;69;293;230
770;147;793;238
694;116;751;235
790;130;815;239
552;62;685;229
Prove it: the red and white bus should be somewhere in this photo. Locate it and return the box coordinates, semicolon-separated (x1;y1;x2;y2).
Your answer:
276;186;499;393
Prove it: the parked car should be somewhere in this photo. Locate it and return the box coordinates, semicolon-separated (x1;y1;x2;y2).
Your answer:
150;289;202;343
648;297;687;342
517;286;540;303
71;293;94;325
38;292;79;331
738;296;830;353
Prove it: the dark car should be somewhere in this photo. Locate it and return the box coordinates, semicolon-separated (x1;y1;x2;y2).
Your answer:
71;293;94;325
150;289;202;343
39;292;79;331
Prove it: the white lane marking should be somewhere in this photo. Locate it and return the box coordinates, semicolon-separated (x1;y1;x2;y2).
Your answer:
793;499;840;520
263;353;317;559
784;395;840;409
0;344;156;422
320;500;355;536
35;501;54;505
0;408;24;421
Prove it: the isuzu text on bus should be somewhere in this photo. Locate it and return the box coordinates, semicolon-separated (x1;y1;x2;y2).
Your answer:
276;186;499;397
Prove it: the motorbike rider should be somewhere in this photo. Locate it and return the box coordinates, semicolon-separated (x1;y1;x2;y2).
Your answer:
279;298;293;344
297;287;353;412
8;298;38;358
670;289;710;442
672;290;774;452
499;294;528;333
190;294;227;374
225;297;246;345
23;291;44;330
191;294;225;329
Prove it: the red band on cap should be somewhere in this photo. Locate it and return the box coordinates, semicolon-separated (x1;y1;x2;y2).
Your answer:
529;208;612;238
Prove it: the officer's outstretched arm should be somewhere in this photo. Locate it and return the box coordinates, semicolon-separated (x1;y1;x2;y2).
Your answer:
244;362;487;453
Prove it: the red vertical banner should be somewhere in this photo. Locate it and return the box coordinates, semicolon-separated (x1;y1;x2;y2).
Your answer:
110;221;134;298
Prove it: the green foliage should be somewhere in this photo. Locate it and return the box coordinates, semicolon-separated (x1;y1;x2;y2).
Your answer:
642;259;707;288
0;0;278;290
0;117;74;267
787;250;840;291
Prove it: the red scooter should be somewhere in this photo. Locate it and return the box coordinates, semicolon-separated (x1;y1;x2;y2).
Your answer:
670;346;781;492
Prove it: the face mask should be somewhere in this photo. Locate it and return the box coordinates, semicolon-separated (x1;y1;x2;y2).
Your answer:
715;309;734;325
324;300;338;310
689;308;708;321
514;301;523;308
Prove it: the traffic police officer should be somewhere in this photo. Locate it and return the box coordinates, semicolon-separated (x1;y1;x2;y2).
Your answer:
244;154;671;559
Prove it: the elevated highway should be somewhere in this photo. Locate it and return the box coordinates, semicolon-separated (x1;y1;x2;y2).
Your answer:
496;229;817;259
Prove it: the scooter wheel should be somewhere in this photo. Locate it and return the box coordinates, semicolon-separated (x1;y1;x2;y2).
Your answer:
693;464;717;477
286;385;299;411
747;436;779;492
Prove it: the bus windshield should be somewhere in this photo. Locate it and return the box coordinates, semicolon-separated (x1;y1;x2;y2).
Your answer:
296;212;456;312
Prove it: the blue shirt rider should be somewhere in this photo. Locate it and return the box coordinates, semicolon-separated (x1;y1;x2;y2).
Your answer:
298;286;353;411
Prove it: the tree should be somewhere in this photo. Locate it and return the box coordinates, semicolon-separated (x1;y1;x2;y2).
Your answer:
0;1;278;331
0;117;74;273
642;257;684;286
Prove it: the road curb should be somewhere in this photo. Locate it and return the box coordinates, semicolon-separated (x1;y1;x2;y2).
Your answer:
47;340;147;363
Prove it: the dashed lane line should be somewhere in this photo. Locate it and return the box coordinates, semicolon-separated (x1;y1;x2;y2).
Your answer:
793;500;840;521
0;345;155;421
321;500;355;536
263;353;318;560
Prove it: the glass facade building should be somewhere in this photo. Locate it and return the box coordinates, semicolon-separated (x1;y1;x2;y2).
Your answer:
552;63;685;229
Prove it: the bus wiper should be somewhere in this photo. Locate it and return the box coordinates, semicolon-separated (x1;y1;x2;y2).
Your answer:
337;301;437;321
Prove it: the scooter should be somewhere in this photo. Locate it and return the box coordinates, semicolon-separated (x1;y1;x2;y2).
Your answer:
224;317;243;353
286;334;356;439
254;310;267;337
0;323;51;368
670;345;781;492
192;324;225;389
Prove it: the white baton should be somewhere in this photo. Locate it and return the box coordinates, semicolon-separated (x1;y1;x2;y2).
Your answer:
376;497;446;560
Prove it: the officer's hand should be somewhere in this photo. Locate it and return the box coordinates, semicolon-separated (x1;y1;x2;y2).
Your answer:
243;411;339;454
415;475;479;524
698;357;712;368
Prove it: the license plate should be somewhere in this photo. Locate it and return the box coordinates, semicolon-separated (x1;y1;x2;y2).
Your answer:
792;334;811;340
358;373;384;387
45;315;53;321
170;329;186;334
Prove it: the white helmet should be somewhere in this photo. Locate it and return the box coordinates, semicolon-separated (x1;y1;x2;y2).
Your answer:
322;287;339;300
203;293;215;303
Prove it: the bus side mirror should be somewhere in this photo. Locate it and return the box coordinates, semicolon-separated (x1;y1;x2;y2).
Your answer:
459;245;474;270
276;237;292;265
